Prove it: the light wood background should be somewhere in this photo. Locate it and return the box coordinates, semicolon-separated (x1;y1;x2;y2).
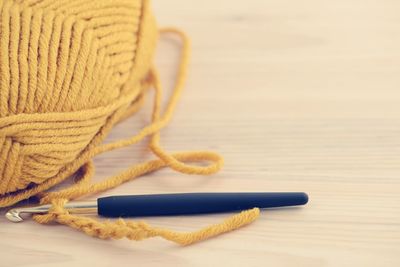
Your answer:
1;0;400;266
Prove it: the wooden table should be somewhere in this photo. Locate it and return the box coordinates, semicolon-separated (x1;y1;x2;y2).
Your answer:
1;0;399;266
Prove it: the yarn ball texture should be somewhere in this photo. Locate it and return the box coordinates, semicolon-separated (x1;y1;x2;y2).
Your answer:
0;0;260;245
0;0;157;200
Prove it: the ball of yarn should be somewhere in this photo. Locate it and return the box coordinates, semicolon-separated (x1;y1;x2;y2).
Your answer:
0;0;259;245
0;0;157;198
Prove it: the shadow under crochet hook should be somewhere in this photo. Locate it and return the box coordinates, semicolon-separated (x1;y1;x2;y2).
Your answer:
5;192;309;222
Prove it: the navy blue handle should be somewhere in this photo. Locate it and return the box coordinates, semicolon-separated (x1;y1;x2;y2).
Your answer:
97;192;308;218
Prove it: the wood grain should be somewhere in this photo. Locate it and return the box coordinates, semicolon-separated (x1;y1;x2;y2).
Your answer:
1;0;400;266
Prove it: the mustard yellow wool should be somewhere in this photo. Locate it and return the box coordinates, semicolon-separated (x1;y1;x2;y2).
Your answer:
0;0;260;245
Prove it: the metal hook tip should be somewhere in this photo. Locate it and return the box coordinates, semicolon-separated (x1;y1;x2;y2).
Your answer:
5;209;23;222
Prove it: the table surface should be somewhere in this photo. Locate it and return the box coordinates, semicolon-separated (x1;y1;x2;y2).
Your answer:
1;0;400;266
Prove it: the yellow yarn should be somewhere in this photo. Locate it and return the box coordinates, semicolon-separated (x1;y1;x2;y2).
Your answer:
0;0;260;245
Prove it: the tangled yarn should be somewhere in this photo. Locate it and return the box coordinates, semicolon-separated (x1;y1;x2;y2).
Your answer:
0;0;260;245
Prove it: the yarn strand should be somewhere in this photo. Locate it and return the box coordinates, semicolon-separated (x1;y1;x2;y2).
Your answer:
30;28;260;245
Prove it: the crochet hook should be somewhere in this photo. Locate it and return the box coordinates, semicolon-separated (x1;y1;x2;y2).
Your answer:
5;192;308;222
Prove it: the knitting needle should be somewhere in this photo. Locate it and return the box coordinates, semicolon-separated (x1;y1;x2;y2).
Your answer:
5;192;308;222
